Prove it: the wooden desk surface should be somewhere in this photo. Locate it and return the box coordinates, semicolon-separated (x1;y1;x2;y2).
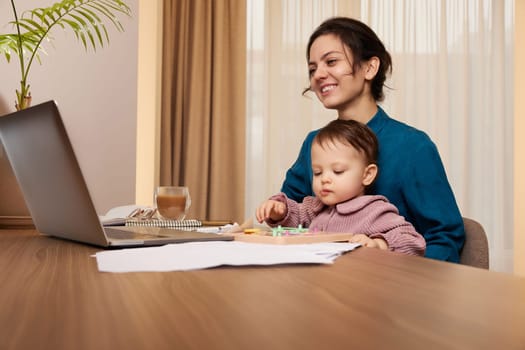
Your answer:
1;230;524;350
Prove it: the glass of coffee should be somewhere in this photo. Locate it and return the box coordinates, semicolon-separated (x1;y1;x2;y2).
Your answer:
154;186;191;220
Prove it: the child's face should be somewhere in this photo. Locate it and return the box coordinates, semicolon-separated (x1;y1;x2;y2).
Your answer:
311;139;373;206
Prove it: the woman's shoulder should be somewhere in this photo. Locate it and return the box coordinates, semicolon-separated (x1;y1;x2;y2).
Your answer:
295;129;320;153
305;129;320;140
386;117;430;139
374;109;434;146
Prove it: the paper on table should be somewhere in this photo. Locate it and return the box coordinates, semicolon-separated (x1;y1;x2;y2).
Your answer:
94;241;361;273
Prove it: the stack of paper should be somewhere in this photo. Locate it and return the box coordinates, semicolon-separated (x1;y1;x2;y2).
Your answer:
94;241;360;273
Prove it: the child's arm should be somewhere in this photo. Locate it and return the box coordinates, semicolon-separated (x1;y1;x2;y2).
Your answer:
337;196;425;255
256;200;287;223
256;192;324;227
365;201;426;256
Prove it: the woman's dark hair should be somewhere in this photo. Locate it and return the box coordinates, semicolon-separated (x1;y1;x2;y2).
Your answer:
304;17;392;101
314;119;378;166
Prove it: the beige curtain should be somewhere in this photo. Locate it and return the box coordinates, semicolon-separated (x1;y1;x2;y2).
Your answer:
161;0;246;223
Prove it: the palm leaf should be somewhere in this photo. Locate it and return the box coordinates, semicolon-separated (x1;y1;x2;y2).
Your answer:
0;32;44;63
0;0;130;63
0;36;16;62
74;8;104;46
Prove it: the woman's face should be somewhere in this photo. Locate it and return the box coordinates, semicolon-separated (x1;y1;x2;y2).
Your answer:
308;34;371;117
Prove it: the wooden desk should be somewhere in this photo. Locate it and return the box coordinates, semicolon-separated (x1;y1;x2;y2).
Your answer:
1;230;524;350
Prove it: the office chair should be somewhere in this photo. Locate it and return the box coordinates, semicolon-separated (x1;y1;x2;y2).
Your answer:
460;217;489;269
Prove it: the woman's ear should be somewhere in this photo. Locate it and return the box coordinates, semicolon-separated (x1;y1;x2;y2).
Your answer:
362;164;378;186
364;57;380;80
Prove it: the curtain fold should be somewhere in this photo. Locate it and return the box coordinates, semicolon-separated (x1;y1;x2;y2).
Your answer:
161;0;246;222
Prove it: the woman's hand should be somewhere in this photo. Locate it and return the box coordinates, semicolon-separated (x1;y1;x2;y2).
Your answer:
256;200;287;223
349;234;388;250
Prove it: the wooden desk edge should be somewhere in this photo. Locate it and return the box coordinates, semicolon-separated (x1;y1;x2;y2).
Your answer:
0;215;35;229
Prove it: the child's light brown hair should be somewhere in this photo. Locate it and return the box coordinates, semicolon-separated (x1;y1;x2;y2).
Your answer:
313;119;378;166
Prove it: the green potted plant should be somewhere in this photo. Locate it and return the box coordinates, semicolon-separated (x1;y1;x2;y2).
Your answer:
0;0;131;110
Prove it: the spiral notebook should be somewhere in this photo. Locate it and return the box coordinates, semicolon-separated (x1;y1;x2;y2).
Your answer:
126;219;202;228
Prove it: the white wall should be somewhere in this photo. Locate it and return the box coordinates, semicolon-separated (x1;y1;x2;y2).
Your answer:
0;0;139;214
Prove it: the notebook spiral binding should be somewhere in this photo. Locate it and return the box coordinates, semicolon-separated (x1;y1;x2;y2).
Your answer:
125;219;202;228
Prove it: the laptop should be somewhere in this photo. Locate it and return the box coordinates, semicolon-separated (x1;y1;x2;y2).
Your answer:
0;100;233;247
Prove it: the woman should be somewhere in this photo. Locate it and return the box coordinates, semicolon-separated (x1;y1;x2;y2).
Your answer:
281;16;464;262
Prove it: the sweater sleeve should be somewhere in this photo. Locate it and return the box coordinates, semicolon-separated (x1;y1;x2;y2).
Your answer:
267;193;324;228
364;201;426;256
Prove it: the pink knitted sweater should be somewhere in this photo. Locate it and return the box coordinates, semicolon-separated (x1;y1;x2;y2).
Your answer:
268;193;426;256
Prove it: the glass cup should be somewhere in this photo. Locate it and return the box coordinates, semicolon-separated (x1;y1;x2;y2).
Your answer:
154;186;191;220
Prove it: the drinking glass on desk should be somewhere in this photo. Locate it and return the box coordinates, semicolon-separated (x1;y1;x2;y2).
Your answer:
154;186;191;220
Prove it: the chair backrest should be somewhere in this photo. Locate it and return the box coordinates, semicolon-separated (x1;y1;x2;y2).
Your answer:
460;217;489;269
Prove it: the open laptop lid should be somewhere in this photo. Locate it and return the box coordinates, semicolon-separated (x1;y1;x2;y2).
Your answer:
0;101;111;246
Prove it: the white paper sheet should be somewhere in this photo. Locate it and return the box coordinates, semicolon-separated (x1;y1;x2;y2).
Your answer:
94;241;361;273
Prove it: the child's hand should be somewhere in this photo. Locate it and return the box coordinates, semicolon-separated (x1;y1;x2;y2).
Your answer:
256;200;287;223
349;234;388;250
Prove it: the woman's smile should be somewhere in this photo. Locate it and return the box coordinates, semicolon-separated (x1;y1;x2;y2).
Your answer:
320;83;337;95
